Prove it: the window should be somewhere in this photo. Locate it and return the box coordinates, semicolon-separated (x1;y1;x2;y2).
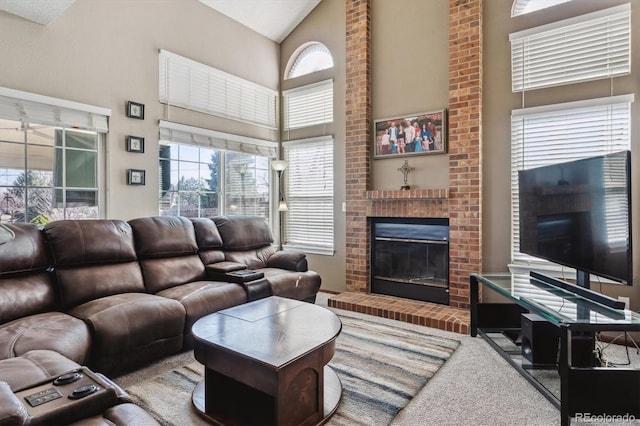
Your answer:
510;95;633;270
282;45;334;254
283;136;334;255
159;50;278;129
510;4;631;92
0;120;101;224
0;89;109;224
159;121;276;219
285;42;334;79
511;0;573;17
283;79;333;130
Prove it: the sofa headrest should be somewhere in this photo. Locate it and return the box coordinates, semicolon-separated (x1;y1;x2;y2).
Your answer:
213;215;274;250
129;216;198;258
0;223;49;274
190;218;223;249
44;220;137;266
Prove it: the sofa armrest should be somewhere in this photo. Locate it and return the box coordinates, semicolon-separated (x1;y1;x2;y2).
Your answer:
267;250;308;272
205;261;247;273
0;382;28;426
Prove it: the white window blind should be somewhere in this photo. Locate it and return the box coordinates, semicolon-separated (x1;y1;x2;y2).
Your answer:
0;87;110;133
283;136;334;255
510;95;632;310
511;95;632;268
510;4;631;92
283;80;333;130
159;121;277;158
159;50;278;129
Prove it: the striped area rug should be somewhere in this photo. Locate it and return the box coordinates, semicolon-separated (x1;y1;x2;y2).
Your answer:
125;311;460;426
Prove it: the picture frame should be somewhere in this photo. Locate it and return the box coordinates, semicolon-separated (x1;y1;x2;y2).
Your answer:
127;169;146;186
126;135;145;153
126;101;145;119
373;109;447;159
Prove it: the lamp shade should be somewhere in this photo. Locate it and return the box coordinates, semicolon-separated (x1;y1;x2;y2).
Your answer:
271;160;288;171
278;200;288;211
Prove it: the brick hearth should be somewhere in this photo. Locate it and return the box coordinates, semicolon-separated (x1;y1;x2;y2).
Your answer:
328;292;469;335
343;0;482;313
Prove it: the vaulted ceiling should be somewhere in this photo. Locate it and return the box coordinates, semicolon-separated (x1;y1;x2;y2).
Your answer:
0;0;322;43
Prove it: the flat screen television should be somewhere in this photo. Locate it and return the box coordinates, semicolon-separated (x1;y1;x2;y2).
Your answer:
518;150;632;287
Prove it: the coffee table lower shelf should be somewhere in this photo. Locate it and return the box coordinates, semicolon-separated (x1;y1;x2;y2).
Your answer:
192;365;342;425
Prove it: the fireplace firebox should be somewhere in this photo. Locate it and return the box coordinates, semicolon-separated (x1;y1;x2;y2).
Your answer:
371;218;449;305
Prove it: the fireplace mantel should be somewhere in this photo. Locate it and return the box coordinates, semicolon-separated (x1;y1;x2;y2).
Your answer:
365;188;449;201
363;188;449;219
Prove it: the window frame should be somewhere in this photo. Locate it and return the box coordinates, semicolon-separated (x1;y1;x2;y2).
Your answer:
283;79;334;131
509;4;631;92
159;50;278;129
0;120;103;223
283;136;334;255
158;122;276;221
509;95;633;277
511;0;573;17
284;42;334;80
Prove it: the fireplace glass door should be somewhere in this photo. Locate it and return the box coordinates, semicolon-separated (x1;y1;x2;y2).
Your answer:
371;218;449;305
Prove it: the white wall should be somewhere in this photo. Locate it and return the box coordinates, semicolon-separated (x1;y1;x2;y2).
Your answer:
0;0;279;220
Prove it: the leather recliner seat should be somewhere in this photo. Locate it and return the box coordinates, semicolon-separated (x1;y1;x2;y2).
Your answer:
211;215;321;302
0;224;91;365
129;216;248;348
43;220;186;376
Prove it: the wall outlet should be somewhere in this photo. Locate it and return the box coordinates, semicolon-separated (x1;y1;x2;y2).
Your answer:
618;296;630;309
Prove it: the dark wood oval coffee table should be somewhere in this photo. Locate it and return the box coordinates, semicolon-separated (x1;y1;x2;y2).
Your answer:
191;296;342;426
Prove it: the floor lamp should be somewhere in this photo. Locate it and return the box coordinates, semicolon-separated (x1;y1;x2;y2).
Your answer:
271;160;288;250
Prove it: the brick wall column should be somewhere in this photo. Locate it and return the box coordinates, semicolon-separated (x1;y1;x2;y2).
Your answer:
344;0;371;293
344;0;482;310
448;0;482;309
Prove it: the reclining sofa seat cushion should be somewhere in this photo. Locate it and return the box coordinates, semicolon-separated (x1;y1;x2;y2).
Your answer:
0;350;80;392
128;216;247;344
212;215;322;302
0;223;90;364
68;403;161;426
43;220;186;375
191;217;272;301
0;352;160;426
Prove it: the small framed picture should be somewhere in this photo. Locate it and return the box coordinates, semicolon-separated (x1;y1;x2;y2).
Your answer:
126;135;145;153
127;169;146;185
126;101;145;119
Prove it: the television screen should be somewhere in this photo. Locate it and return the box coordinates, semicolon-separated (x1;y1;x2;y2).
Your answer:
518;150;632;285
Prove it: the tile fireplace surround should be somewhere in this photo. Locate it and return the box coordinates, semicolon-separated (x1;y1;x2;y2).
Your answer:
339;0;482;330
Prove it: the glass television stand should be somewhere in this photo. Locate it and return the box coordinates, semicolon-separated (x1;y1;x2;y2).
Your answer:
470;273;640;426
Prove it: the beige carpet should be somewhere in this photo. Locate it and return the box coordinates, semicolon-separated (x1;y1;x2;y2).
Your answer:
119;309;460;426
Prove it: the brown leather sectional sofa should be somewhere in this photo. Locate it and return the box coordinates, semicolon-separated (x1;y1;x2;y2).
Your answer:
0;215;321;425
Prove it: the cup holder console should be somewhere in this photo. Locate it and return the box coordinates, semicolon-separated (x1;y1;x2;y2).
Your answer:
14;367;118;425
52;371;82;386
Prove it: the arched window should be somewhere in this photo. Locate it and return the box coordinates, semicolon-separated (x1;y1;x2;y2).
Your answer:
511;0;572;17
285;42;333;79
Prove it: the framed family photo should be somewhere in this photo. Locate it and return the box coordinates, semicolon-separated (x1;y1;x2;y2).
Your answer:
373;109;447;159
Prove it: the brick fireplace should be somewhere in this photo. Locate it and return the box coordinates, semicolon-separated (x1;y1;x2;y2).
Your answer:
341;0;482;311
